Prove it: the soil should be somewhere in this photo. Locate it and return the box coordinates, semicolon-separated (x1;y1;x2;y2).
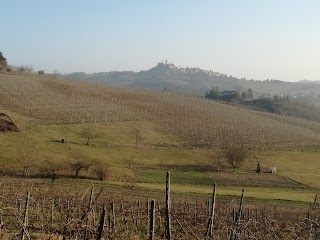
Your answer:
0;113;18;132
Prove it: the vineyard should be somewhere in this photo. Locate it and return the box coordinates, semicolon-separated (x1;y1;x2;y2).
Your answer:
1;73;320;239
0;175;318;240
1;73;320;149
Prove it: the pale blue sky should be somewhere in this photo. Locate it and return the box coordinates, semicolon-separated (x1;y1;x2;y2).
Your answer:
1;0;320;81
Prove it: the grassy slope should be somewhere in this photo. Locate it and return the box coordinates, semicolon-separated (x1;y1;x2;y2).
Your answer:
1;117;319;203
0;73;320;203
2;73;320;148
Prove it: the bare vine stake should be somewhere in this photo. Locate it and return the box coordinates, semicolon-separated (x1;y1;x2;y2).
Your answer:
0;209;2;227
149;199;155;240
206;199;210;218
307;204;313;239
312;194;318;209
51;198;54;227
206;183;216;239
21;191;30;240
96;206;106;240
84;187;94;240
111;200;115;230
41;194;45;232
147;198;150;231
232;207;235;222
165;171;171;240
236;189;245;223
315;215;319;239
16;195;21;214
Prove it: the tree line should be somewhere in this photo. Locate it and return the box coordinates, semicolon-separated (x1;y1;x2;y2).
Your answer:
1;129;115;184
205;87;253;102
205;86;320;122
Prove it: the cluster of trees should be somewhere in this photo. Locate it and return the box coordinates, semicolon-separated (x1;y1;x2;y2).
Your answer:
205;87;253;102
243;95;320;122
243;95;290;112
13;151;112;183
5;125;143;183
211;141;265;174
211;146;248;172
205;86;320;123
3;136;113;184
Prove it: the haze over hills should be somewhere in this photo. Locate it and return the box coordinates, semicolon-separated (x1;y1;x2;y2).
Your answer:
66;61;320;103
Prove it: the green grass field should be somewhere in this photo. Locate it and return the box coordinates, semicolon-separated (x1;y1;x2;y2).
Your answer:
1;114;319;204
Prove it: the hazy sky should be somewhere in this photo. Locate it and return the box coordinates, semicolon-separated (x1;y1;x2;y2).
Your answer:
1;0;320;81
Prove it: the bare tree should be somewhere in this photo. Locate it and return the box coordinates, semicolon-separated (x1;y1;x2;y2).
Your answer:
40;155;66;184
91;159;111;181
252;144;265;173
132;127;142;148
81;127;100;145
210;148;225;171
69;153;91;178
52;68;59;79
225;146;247;171
124;156;134;169
15;138;38;177
18;65;33;73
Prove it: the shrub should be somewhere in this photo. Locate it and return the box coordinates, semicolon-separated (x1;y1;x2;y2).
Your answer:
68;153;91;178
39;155;66;183
225;146;247;171
91;159;112;181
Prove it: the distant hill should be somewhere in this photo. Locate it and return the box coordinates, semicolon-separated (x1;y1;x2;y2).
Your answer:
2;73;320;149
66;62;320;104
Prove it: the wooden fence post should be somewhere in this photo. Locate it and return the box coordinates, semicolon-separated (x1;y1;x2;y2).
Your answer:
236;189;245;223
165;171;171;240
206;183;216;239
21;191;30;240
147;198;150;232
111;200;115;229
51;198;54;227
97;206;106;240
84;187;94;240
149;200;155;240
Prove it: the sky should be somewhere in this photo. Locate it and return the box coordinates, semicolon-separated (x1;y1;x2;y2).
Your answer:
1;0;320;82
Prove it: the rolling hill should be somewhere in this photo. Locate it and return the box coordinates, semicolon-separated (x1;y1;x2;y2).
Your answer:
2;72;320;201
1;72;320;150
66;62;320;105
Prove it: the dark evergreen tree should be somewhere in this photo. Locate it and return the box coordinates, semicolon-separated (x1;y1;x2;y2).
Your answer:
205;86;220;99
247;88;253;98
0;52;7;67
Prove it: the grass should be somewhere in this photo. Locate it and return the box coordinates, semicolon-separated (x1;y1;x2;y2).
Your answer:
1;176;314;205
132;166;318;203
262;151;320;188
130;182;317;203
1;109;320;204
135;167;306;188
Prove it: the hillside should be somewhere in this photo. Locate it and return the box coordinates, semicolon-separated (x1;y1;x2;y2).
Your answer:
2;72;320;200
67;62;320;104
1;72;320;149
